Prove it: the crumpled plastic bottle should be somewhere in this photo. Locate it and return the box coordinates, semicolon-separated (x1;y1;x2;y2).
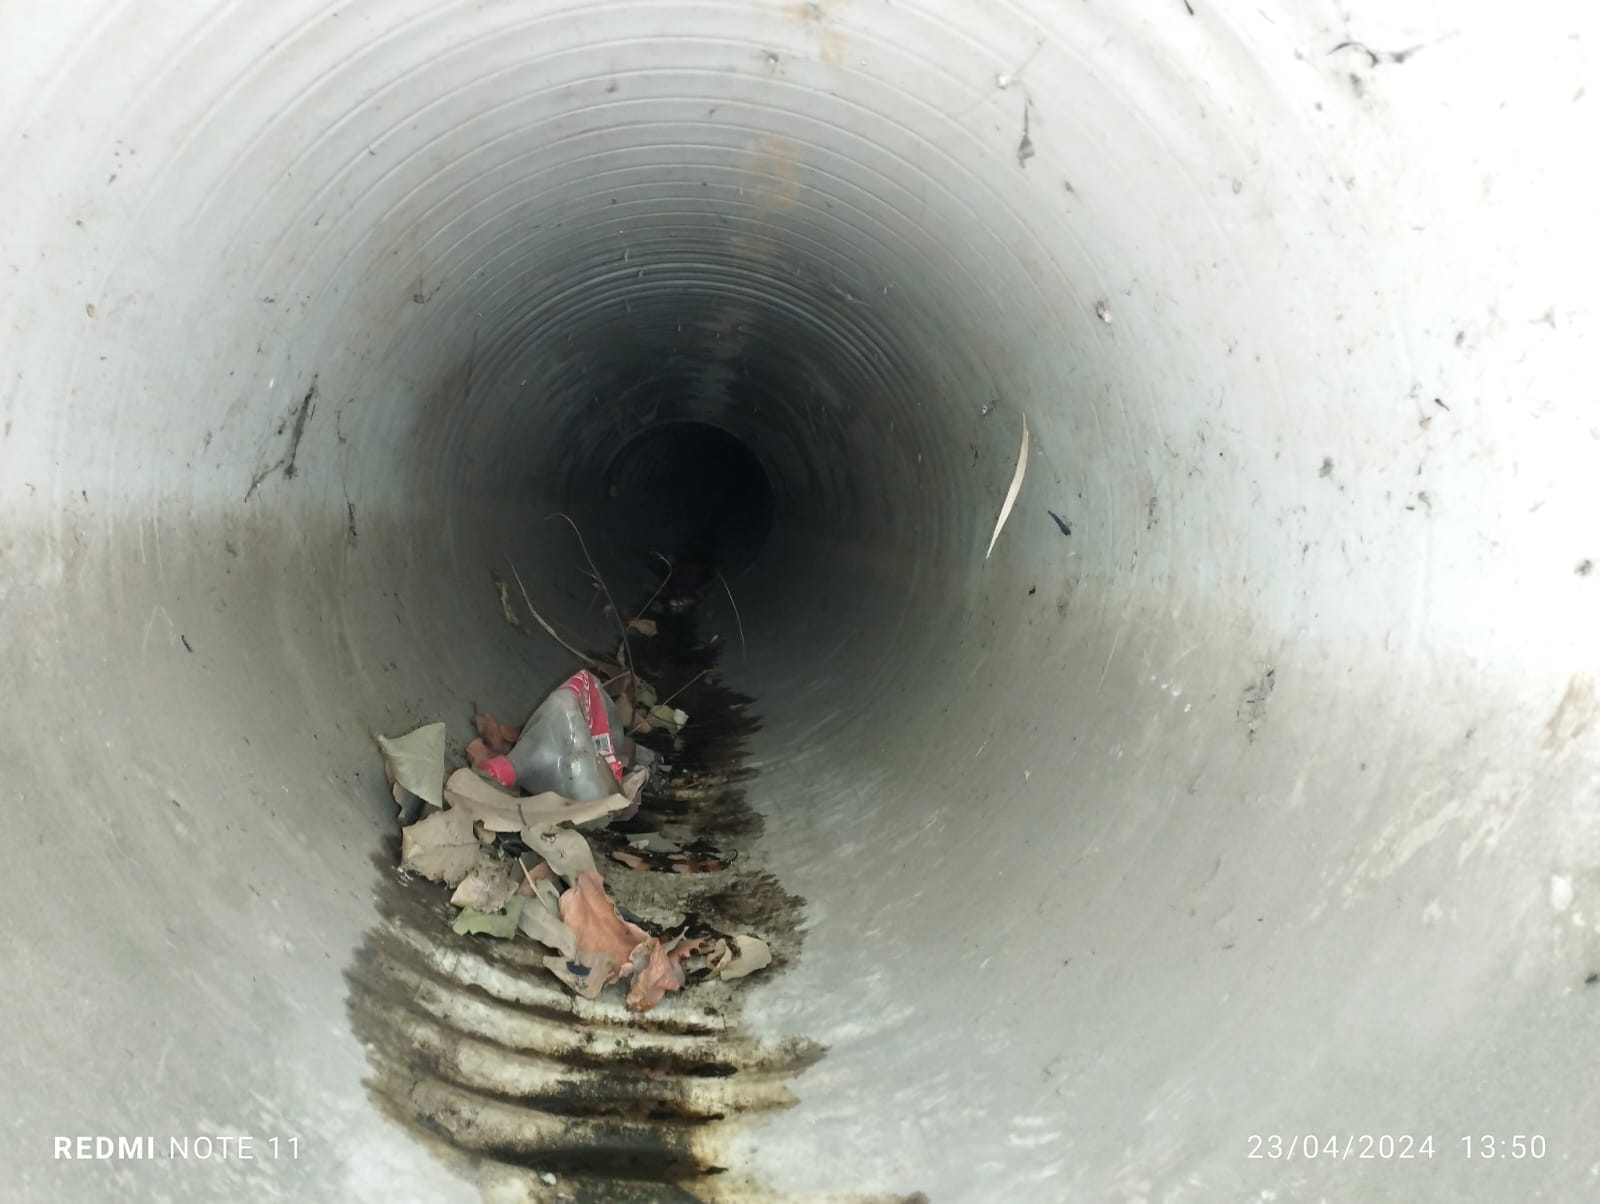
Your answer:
480;670;631;800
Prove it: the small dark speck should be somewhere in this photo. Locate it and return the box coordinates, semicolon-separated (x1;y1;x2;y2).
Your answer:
1586;971;1598;986
1047;510;1072;537
1319;456;1334;478
1433;397;1449;410
1028;585;1037;595
1222;942;1235;950
170;798;181;808
181;635;193;653
1181;0;1194;13
1577;559;1594;577
260;296;276;304
412;292;426;304
606;79;618;93
1454;330;1466;347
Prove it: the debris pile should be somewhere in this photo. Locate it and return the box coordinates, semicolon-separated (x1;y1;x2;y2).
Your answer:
375;665;770;1015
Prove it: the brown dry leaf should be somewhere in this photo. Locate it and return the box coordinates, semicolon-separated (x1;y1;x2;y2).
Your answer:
625;938;684;1012
626;617;658;637
626;935;711;1013
558;869;650;978
443;768;630;829
465;737;492;769
400;806;482;886
450;858;520;912
611;850;650;871
473;712;522;756
709;933;773;980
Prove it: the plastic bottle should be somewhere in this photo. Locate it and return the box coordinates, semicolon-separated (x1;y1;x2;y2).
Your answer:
480;670;631;800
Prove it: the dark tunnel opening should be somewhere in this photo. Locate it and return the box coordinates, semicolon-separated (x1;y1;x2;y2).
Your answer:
598;419;777;602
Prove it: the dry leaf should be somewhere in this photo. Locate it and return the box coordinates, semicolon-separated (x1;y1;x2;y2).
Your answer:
443;768;631;829
522;826;598;882
558;869;650;978
400;806;482;885
542;950;618;999
450;859;520;912
465;737;492;769
452;895;524;939
985;414;1029;560
626;935;711;1012
647;704;688;735
626;617;658;637
709;933;772;980
473;712;521;755
377;722;446;810
494;576;522;627
517;895;579;958
514;854;554;890
625;938;683;1012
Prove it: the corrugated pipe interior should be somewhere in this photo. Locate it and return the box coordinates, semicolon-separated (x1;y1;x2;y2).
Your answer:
3;1;1598;1201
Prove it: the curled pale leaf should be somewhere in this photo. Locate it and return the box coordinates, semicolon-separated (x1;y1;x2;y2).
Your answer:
452;896;525;939
443;768;630;829
710;933;773;981
450;859;520;912
985;414;1029;560
400;806;483;886
542;950;618;999
377;722;447;810
517;895;579;958
522;825;598;882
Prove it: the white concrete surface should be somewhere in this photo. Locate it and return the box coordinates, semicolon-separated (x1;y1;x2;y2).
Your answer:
1;0;1597;1200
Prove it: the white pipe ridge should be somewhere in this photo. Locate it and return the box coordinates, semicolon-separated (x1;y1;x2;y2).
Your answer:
2;1;1597;1201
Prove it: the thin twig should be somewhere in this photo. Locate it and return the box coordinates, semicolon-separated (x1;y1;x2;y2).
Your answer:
549;512;632;676
508;561;601;669
634;551;673;617
715;570;746;661
659;667;709;708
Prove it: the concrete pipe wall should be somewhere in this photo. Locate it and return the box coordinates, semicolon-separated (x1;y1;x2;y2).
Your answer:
2;1;1596;1201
